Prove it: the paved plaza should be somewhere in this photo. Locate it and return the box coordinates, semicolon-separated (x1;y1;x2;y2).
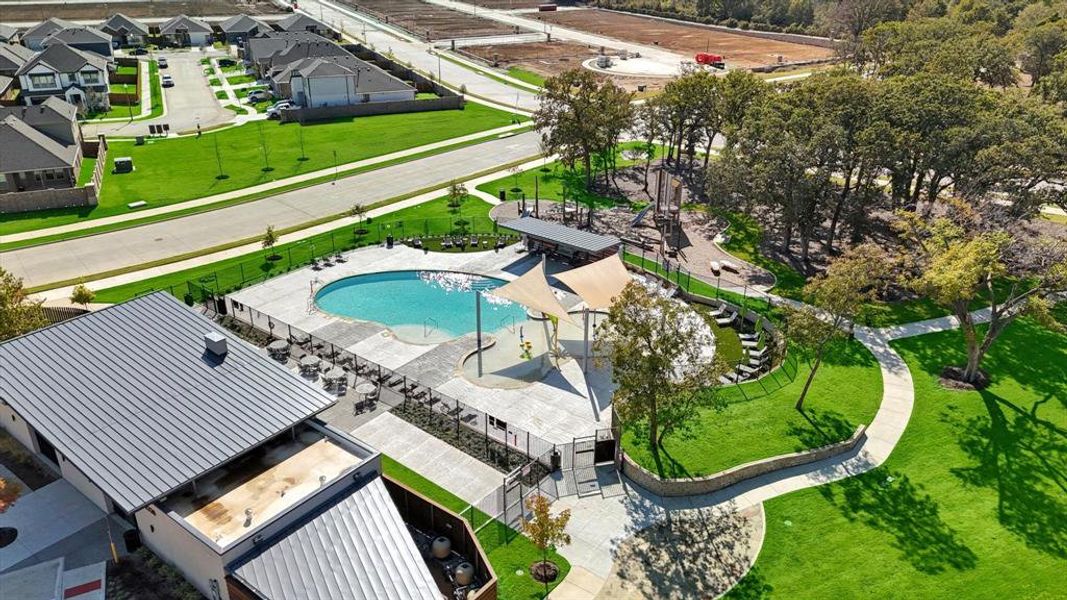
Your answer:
229;244;617;445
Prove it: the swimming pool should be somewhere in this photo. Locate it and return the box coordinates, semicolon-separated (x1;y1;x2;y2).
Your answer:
314;270;528;342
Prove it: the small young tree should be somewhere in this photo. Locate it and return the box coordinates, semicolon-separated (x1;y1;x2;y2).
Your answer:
786;244;890;411
70;284;95;310
0;268;46;342
447;180;468;212
0;478;20;513
521;494;571;596
597;282;726;449
261;225;278;258
349;203;368;227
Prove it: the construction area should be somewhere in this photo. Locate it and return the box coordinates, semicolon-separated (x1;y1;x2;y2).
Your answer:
341;0;524;40
461;0;577;8
464;41;608;77
0;0;287;21
533;7;834;68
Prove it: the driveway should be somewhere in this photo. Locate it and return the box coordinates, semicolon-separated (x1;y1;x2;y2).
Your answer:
2;131;541;288
82;50;233;139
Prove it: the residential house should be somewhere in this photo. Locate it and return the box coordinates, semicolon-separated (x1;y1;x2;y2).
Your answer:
42;26;114;59
20;17;77;50
100;13;149;47
0;96;82;193
0;23;20;45
244;31;333;77
273;55;415;108
0;44;34;104
0;293;493;600
158;14;213;47
274;13;334;38
16;43;110;110
218;14;272;44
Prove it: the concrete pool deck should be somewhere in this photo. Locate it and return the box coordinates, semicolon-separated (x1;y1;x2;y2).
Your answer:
228;245;617;444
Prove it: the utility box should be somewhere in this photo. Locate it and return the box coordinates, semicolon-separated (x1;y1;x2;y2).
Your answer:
113;156;133;173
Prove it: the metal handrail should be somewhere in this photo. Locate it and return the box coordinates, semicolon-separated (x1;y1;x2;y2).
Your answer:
424;316;439;337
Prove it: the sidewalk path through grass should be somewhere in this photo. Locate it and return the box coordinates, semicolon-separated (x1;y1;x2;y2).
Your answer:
6;123;530;245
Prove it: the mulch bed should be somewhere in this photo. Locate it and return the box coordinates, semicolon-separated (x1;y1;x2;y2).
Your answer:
939;366;990;391
531;560;560;583
0;430;59;491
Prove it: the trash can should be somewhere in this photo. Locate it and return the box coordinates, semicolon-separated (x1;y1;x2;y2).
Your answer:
498;189;506;202
386;234;394;249
123;528;142;552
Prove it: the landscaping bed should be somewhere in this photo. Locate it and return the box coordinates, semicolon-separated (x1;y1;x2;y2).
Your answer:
107;547;202;600
0;429;58;490
729;318;1067;598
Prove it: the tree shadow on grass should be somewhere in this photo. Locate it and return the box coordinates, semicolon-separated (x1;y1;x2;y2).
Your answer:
788;408;857;452
817;467;977;574
942;390;1067;559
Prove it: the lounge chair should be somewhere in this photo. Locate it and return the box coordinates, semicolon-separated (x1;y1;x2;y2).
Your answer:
708;307;725;318
738;364;758;375
738;332;759;341
716;312;736;326
721;260;740;273
748;347;768;358
710;260;721;275
741;339;760;349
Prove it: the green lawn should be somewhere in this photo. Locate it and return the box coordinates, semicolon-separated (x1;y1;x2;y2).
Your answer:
214;90;228;99
2;103;522;236
507;67;546;87
82;101;141;121
708;210;807;299
380;455;572;600
76;158;97;187
476;141;663;208
223;104;247;115
93;194;501;302
80;60;162;122
225;74;256;85
115;65;138;76
728;319;1066;598
623;338;882;478
111;82;138;94
208;76;221;87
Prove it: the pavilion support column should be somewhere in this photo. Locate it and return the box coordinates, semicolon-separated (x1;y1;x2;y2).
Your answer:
583;308;590;372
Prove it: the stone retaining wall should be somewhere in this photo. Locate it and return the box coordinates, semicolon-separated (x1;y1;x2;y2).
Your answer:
621;425;866;497
0;185;97;213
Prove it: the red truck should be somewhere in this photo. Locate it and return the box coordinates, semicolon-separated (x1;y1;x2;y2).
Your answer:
695;53;726;68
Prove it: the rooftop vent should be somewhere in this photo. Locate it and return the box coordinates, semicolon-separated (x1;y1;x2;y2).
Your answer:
204;331;228;356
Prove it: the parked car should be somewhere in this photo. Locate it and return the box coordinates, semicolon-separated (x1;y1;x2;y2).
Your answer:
265;101;292;119
161;74;174;87
157;57;168;68
128;47;149;56
247;89;272;102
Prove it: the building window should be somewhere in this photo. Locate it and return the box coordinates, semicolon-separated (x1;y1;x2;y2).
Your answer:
80;71;101;84
29;73;57;88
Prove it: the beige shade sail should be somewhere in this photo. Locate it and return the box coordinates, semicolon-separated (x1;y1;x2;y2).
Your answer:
489;260;576;325
554;254;631;310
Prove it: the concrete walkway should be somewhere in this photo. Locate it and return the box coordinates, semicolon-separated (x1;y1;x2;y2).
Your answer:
0;480;105;572
548;311;943;595
353;413;502;505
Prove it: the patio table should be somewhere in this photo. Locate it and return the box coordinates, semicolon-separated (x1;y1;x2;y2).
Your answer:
300;356;321;371
324;367;346;382
354;381;377;396
267;340;289;354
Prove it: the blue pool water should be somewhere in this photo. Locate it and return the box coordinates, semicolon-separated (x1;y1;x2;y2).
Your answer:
314;270;528;341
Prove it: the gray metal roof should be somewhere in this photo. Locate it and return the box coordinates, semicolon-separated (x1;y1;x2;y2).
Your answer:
503;216;622;254
0;292;337;513
230;477;439;600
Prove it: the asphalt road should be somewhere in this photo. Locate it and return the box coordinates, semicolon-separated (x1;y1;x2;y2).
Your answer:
81;50;233;139
302;0;541;112
2;131;541;288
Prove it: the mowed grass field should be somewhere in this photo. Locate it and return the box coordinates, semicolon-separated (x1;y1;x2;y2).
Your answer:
1;103;521;236
728;319;1067;598
623;338;883;478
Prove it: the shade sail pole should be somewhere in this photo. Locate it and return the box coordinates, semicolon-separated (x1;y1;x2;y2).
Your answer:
583;307;590;372
476;291;483;377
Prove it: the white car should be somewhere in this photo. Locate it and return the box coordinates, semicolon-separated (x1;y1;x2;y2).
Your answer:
265;101;293;119
161;74;174;87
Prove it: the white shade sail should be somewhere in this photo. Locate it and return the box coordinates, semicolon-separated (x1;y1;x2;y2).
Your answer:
489;260;576;325
554;254;632;310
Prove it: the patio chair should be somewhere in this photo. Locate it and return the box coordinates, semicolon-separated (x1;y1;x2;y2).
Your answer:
738;332;759;341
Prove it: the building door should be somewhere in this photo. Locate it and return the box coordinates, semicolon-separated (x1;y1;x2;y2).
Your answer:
33;431;59;465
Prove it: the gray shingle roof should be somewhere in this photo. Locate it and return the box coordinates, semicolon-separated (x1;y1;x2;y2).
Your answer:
0;115;79;172
0;75;12;95
17;43;108;76
0;96;79;145
42;26;112;47
277;13;329;33
246;31;326;64
220;14;270;34
230;477;439;600
0;44;35;73
100;13;149;36
503;217;622;254
0;24;19;42
22;18;77;42
159;14;213;34
0;292;337;512
277;54;413;94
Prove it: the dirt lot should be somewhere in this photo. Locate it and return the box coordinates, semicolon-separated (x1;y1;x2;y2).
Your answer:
462;0;577;8
464;40;670;92
535;8;833;68
1;0;285;21
346;0;520;40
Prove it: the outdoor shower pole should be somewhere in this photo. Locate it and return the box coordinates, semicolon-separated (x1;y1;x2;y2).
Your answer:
476;291;483;377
